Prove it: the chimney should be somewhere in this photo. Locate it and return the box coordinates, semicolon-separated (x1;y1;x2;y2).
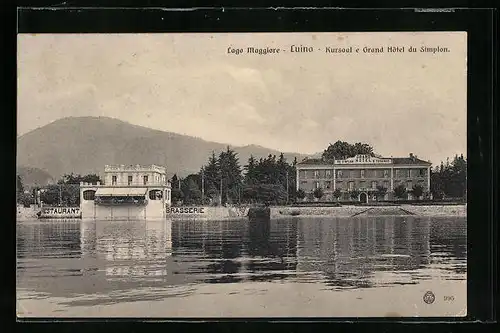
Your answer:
409;153;414;159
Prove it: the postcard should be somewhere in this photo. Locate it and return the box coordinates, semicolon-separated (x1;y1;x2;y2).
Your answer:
17;31;467;318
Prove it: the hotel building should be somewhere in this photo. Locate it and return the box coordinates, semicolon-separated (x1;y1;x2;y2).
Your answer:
296;154;432;202
80;164;172;220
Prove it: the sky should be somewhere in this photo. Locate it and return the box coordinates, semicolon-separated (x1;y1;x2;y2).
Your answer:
17;32;467;165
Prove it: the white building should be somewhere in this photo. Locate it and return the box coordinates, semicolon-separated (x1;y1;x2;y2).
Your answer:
80;164;172;220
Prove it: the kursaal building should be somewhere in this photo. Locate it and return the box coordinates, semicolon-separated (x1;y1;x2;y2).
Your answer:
80;164;172;220
296;154;432;203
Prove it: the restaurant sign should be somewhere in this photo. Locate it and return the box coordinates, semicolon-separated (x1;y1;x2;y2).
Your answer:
39;207;81;218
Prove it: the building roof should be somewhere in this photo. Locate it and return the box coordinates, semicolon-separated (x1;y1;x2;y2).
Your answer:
104;164;166;173
296;155;431;166
297;158;334;165
392;157;432;165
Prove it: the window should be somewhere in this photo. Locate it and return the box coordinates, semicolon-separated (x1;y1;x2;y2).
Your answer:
383;181;389;188
112;175;117;185
419;169;426;177
361;170;365;178
315;181;320;189
326;170;331;178
348;181;354;191
371;181;377;189
325;181;331;189
83;190;96;201
149;189;163;200
406;181;412;189
407;169;411;178
337;170;343;178
303;170;308;178
314;170;319;178
384;170;389;178
128;175;133;185
360;181;366;189
143;175;148;185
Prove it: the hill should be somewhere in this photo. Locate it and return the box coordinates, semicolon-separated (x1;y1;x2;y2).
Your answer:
16;166;55;187
16;116;310;180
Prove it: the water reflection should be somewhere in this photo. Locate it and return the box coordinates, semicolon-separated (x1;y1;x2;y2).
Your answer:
17;217;466;299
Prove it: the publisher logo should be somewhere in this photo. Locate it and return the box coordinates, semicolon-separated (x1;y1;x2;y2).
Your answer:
423;291;435;304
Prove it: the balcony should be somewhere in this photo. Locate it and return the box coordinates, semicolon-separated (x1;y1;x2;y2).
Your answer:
95;196;147;206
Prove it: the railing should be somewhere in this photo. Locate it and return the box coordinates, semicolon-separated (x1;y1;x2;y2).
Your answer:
104;164;166;173
335;159;392;164
94;197;147;206
107;181;169;186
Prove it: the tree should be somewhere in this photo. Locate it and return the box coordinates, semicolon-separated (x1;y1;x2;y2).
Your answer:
16;175;24;194
18;193;34;207
333;188;342;201
322;141;374;160
218;146;243;204
430;154;467;200
313;187;324;200
39;185;60;205
58;173;102;185
242;184;287;205
375;185;388;201
170;174;179;188
203;151;221;201
182;177;202;204
81;174;102;184
55;173;103;205
350;189;360;200
411;184;424;199
394;184;407;200
171;187;184;204
244;155;258;185
205;183;219;202
296;189;306;200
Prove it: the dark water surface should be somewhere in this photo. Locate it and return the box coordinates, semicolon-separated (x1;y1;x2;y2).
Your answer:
17;217;466;315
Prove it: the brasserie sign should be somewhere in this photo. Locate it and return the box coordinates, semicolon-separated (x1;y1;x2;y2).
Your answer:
166;207;205;214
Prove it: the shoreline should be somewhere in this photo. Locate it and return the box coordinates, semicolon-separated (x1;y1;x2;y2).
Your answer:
271;204;466;218
17;204;466;222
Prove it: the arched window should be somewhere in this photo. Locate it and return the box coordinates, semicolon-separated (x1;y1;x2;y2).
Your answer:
149;189;163;200
83;190;96;201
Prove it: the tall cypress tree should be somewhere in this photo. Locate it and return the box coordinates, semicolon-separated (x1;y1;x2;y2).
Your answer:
203;151;220;200
244;155;258;185
218;146;242;204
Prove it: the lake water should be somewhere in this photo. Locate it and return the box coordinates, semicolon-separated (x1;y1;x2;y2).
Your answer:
17;216;467;318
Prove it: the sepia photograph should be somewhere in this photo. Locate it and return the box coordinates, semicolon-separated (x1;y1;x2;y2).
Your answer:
16;32;467;318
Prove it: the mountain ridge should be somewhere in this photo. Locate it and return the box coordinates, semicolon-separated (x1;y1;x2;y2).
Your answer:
17;116;311;180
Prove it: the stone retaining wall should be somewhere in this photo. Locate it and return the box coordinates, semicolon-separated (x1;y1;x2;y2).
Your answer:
167;206;250;221
16;205;39;221
400;204;466;216
271;204;466;218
